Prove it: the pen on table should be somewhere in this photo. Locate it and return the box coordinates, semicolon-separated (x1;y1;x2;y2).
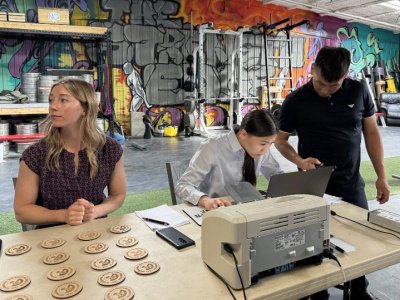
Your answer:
142;217;170;226
0;238;2;255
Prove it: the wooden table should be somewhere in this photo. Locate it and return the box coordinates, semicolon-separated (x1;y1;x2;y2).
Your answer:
0;202;399;300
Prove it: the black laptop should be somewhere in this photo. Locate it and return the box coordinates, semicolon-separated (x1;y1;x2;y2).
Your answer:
226;166;334;204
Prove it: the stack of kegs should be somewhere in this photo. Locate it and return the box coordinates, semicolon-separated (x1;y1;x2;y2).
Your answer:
38;75;60;103
15;123;39;153
20;73;40;102
0;120;10;157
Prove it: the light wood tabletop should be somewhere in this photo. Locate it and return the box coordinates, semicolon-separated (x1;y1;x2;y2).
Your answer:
0;201;399;300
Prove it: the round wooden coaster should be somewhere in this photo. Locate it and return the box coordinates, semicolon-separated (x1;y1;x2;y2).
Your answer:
41;238;66;249
116;236;138;248
5;295;33;300
91;257;117;271
77;230;101;241
124;248;148;260
104;286;135;300
109;225;131;234
97;271;126;286
5;244;32;256
43;252;70;265
52;281;83;299
134;261;160;275
84;242;109;254
47;266;76;281
0;275;31;292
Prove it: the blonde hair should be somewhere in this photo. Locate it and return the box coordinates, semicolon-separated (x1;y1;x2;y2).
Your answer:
44;78;106;178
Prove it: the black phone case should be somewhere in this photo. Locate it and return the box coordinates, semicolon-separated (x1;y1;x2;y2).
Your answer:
156;227;195;249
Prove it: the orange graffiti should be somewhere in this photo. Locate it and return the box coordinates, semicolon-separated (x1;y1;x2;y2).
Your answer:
176;0;315;31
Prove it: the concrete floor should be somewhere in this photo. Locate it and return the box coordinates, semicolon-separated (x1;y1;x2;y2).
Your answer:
1;126;400;299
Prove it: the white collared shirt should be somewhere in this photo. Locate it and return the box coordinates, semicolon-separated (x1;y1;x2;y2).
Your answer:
175;130;283;205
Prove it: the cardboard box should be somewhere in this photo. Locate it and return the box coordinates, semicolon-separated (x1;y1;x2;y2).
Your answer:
0;12;7;22
38;8;69;25
7;12;26;22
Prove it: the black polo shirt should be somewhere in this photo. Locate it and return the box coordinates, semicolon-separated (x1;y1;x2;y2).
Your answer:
279;78;375;208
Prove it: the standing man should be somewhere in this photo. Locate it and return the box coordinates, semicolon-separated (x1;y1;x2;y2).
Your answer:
275;46;390;299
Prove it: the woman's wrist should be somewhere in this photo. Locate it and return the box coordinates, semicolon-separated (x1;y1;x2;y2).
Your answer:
198;195;209;207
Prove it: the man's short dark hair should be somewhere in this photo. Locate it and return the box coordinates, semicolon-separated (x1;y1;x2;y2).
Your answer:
314;46;350;82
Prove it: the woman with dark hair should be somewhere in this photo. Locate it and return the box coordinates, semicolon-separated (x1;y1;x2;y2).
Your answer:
14;78;126;227
176;109;282;210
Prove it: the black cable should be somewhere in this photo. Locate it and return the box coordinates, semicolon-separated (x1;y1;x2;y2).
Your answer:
225;283;237;300
323;248;342;267
224;245;247;300
323;248;347;287
207;265;237;300
331;210;400;240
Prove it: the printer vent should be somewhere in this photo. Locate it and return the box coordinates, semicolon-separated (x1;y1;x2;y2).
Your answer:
259;216;289;233
293;210;320;224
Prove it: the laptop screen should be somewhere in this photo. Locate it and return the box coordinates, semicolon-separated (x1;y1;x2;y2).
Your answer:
266;166;334;198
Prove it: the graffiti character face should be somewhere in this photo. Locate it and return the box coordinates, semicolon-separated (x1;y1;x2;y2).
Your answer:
238;131;276;159
311;64;346;98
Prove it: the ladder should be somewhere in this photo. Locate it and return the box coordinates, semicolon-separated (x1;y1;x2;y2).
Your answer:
261;30;294;114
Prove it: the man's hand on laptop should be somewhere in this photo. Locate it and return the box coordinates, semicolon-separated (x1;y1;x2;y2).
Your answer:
198;196;232;210
297;157;323;171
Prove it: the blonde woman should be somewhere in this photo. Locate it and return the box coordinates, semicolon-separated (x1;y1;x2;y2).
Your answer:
14;79;126;227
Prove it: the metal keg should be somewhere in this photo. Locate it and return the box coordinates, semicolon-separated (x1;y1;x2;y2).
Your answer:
16;140;37;153
15;123;38;135
20;72;40;103
2;141;10;157
38;75;59;103
0;120;9;136
81;74;94;85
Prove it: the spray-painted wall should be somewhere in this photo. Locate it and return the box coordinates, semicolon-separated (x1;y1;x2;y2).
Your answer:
0;0;398;133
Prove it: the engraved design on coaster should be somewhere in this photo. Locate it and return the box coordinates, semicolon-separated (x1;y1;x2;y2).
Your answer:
52;281;83;299
104;286;135;300
5;295;33;300
43;252;70;265
124;248;148;260
116;236;138;248
5;244;32;256
0;275;31;292
109;225;131;234
47;266;76;281
91;257;117;271
77;230;101;241
84;242;109;254
134;261;160;275
98;271;126;286
41;238;66;249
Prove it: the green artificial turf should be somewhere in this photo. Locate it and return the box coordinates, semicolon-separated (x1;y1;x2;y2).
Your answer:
1;157;399;236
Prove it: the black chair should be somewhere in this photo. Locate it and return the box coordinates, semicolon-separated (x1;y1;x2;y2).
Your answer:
165;160;190;205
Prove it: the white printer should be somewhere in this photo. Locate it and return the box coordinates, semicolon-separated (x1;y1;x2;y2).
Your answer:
201;194;330;289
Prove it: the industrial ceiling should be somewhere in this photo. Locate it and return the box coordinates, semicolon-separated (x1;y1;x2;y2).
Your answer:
261;0;400;34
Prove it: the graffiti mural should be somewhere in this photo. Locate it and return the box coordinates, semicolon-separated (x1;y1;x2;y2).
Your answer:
0;0;399;134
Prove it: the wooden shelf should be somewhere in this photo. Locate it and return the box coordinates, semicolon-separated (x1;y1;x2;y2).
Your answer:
0;21;108;39
0;103;48;116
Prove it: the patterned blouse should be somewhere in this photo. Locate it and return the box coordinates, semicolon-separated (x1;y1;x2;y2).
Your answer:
21;137;123;210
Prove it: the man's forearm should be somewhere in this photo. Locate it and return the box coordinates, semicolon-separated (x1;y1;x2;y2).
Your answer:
275;141;302;166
